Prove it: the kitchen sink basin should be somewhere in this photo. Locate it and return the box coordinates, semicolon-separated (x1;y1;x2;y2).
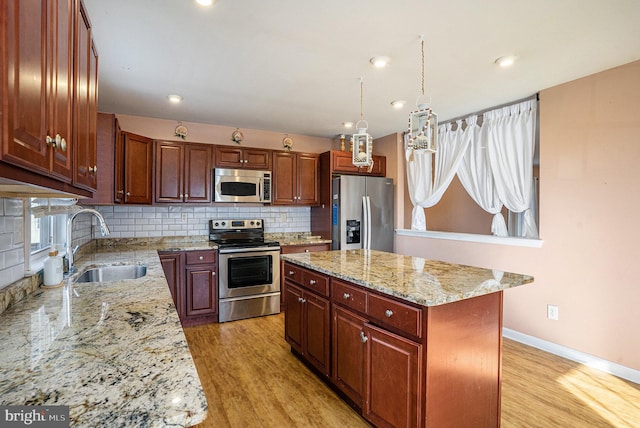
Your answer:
74;265;147;283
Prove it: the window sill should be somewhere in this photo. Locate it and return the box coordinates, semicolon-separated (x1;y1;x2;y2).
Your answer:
396;229;543;248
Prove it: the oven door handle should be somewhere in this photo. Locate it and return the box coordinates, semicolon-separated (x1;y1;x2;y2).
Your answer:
219;246;281;254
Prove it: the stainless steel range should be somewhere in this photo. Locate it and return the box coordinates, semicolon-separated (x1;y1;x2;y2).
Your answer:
210;219;280;323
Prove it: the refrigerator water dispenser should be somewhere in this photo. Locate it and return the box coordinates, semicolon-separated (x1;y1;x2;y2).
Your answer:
346;219;361;244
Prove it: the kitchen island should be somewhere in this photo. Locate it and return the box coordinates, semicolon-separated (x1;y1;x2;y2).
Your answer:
281;249;534;428
0;242;214;427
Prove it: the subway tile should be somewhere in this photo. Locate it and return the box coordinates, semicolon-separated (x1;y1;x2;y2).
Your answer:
3;199;23;216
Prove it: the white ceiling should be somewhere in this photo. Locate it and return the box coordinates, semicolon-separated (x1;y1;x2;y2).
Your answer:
84;0;640;139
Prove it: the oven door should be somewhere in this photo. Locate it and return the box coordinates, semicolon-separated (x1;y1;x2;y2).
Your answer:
219;247;280;299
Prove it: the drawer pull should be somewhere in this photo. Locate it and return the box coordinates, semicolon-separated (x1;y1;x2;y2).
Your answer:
360;331;368;343
309;279;316;285
289;270;295;275
304;249;310;252
298;297;306;304
199;256;204;260
385;309;394;318
343;293;350;300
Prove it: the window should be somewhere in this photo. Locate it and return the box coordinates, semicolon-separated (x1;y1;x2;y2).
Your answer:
30;214;53;255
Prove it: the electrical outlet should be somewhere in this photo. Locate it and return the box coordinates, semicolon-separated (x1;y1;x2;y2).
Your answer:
181;213;188;222
547;304;559;320
280;213;287;222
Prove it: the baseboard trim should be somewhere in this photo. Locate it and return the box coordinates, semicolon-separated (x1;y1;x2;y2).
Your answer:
503;328;640;385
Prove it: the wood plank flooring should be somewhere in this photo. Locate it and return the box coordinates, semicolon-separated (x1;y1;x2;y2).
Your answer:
183;314;640;428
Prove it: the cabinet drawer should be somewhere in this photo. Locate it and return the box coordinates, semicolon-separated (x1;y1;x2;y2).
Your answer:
302;270;329;297
283;262;303;284
332;279;367;314
185;250;217;265
281;243;331;254
367;293;422;338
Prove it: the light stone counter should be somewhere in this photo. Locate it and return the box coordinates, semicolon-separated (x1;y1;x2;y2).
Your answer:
281;249;533;306
0;245;210;427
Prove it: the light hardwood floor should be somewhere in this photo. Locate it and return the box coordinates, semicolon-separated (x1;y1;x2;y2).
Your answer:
184;314;640;428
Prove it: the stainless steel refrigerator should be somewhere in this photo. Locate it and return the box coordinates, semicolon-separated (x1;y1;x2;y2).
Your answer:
331;175;394;252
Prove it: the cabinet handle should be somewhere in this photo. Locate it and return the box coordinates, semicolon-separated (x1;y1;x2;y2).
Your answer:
199;256;204;260
342;293;350;300
298;297;306;303
289;270;295;275
180;194;184;198
360;331;368;343
212;272;216;276
46;135;54;146
184;193;189;198
304;249;309;252
385;309;394;318
89;165;97;173
57;135;67;152
126;192;131;196
309;279;316;285
116;190;124;195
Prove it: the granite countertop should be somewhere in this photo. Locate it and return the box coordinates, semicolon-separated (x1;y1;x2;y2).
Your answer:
281;249;534;307
265;233;332;247
0;243;211;427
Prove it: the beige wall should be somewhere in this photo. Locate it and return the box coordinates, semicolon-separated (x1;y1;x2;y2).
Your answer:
373;132;405;232
396;60;640;370
115;114;334;154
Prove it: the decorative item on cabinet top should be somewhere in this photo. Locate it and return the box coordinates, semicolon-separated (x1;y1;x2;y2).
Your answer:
282;134;293;151
174;121;188;140
231;128;244;144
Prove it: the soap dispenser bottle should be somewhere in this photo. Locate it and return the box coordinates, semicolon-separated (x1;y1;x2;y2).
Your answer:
44;249;64;286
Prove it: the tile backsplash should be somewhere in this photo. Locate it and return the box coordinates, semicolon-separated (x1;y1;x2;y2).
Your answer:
0;198;25;288
93;205;311;239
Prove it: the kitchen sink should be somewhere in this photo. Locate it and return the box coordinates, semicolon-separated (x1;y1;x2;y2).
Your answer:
74;265;147;283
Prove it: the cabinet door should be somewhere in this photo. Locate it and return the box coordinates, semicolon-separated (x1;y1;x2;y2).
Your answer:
73;2;98;190
214;146;244;168
2;0;49;175
159;252;184;319
284;281;303;354
304;291;331;376
297;153;319;205
80;112;115;205
333;305;367;406
332;151;359;174
185;265;217;317
184;143;212;203
243;148;271;170
123;132;153;204
272;151;296;205
48;0;74;183
155;141;184;203
363;323;422;428
113;120;124;203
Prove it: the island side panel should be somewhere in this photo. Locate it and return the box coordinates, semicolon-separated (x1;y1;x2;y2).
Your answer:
425;291;503;428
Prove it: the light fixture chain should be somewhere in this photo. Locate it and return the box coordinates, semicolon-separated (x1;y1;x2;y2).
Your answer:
421;37;425;96
360;78;364;120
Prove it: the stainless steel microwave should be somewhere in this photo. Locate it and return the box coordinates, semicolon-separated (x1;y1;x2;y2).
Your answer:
214;168;271;203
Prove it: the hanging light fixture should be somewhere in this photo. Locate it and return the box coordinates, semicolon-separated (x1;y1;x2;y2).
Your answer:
352;77;373;167
407;35;438;152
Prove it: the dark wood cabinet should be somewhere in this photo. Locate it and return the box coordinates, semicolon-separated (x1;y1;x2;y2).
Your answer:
72;0;98;191
79;112;115;205
272;151;319;206
155;141;212;203
159;251;184;319
2;0;73;183
115;131;153;204
284;264;331;376
160;250;218;326
330;150;386;177
332;305;367;407
280;242;331;310
363;323;422;428
214;145;271;170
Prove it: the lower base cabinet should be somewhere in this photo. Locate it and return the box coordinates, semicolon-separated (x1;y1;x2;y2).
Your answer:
159;250;218;326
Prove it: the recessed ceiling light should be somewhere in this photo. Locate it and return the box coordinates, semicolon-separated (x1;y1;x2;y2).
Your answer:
342;122;353;128
495;55;517;68
369;56;390;68
195;0;215;6
390;100;406;109
167;94;183;103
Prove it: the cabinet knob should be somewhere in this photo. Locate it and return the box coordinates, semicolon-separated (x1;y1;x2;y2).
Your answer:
289;270;295;275
212;272;216;276
126;192;131;196
360;331;368;343
199;256;204;260
180;194;184;198
89;165;97;173
304;249;309;253
385;309;394;318
184;193;189;198
298;297;306;303
309;279;316;285
57;135;67;152
116;190;124;195
46;135;54;146
342;293;350;300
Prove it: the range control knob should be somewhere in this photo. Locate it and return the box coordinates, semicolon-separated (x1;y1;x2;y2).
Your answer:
214;222;219;227
250;221;255;226
221;221;226;227
256;221;261;226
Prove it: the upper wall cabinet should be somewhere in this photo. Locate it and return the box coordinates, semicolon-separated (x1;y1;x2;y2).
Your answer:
214;146;271;170
73;1;98;191
330;150;386;177
1;0;74;182
0;0;98;197
272;151;319;206
115;131;153;204
155;141;212;204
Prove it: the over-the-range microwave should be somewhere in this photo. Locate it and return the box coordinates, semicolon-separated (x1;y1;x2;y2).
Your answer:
214;168;271;203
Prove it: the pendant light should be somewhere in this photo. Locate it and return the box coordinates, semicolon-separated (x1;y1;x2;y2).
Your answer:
352;77;373;167
407;35;438;152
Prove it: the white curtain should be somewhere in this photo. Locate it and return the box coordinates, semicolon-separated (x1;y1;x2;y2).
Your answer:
405;122;470;230
456;116;508;236
485;100;538;238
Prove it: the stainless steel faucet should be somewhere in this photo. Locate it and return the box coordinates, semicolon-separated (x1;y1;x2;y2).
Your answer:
65;208;110;274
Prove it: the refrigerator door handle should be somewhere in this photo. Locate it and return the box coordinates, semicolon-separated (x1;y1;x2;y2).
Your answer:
367;196;372;249
363;196;372;250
